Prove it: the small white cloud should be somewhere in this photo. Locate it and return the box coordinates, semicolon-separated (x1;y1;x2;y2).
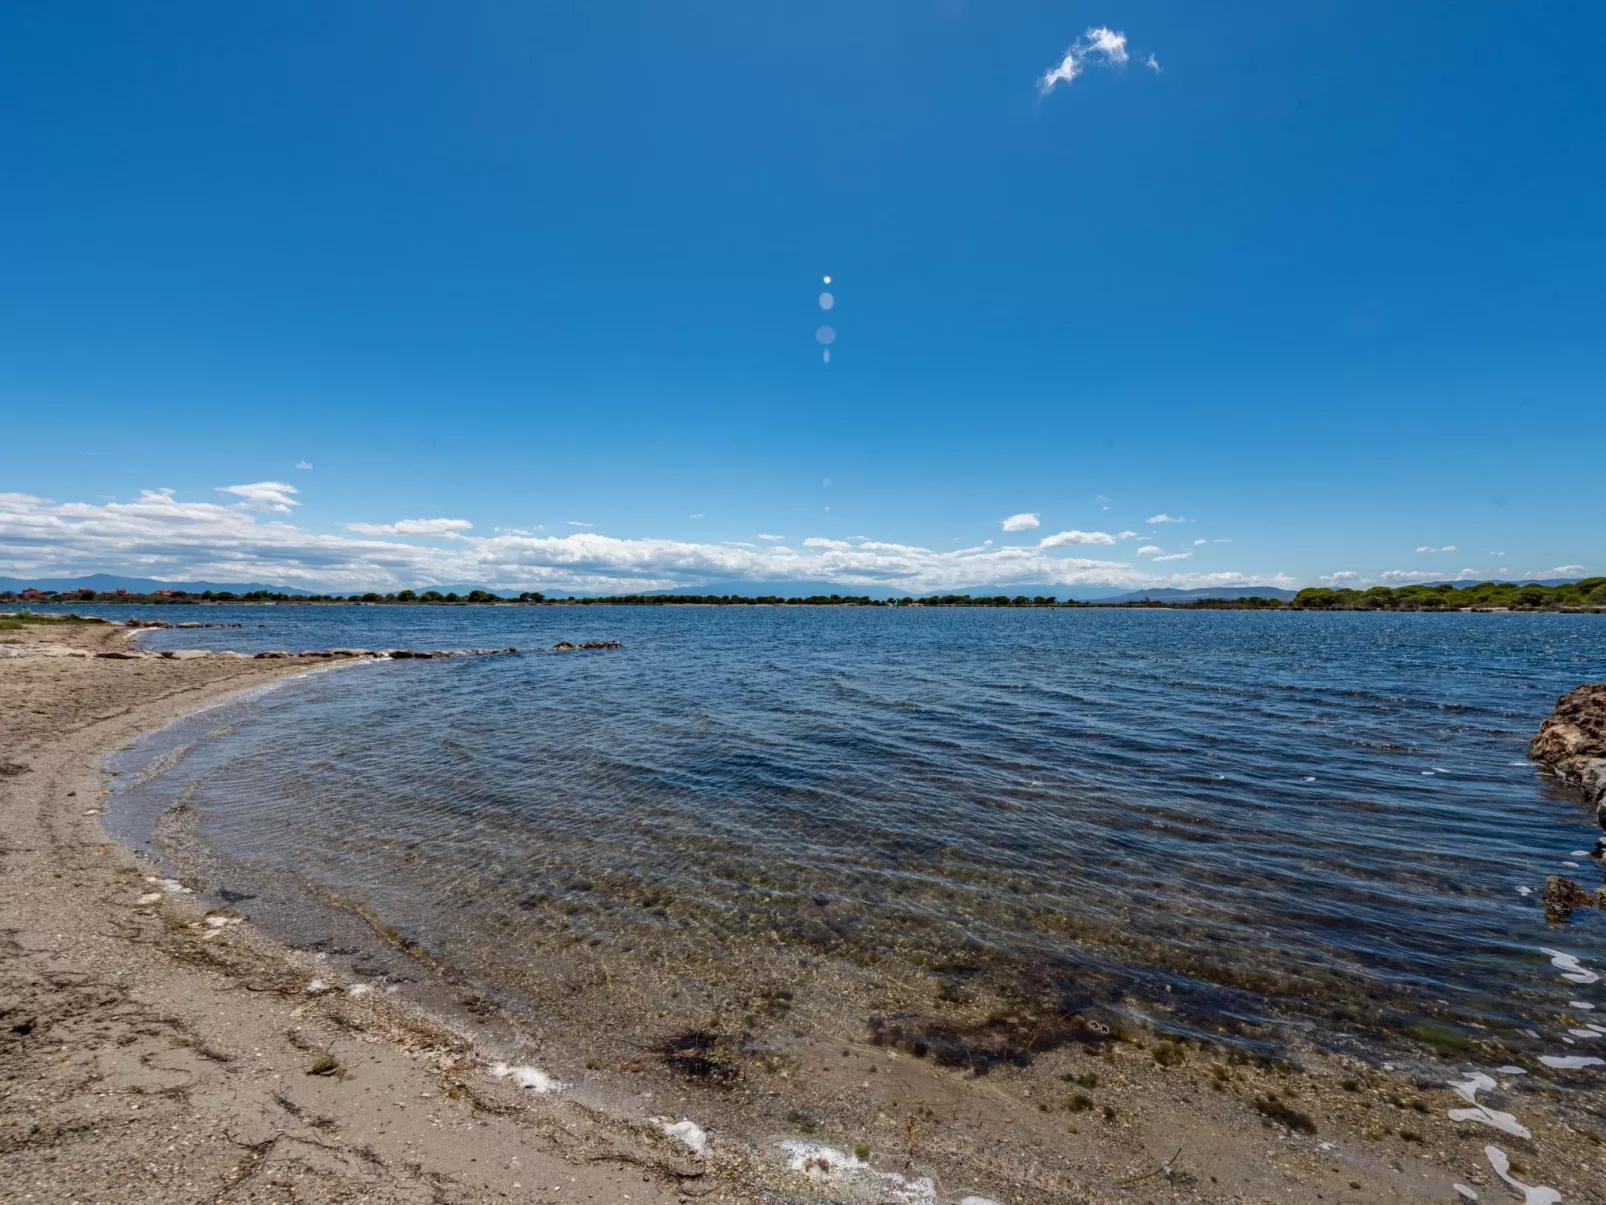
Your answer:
1146;513;1190;524
217;482;299;513
567;520;593;528
803;537;852;550
1001;512;1041;532
295;460;313;470
1320;570;1366;587
1039;26;1131;95
1145;53;1161;73
1213;538;1231;544
757;533;784;541
1416;544;1458;553
1152;552;1192;562
1491;551;1506;557
1193;538;1207;546
1039;529;1117;547
1136;545;1165;556
1116;530;1138;540
345;518;473;536
689;513;705;519
1529;564;1585;578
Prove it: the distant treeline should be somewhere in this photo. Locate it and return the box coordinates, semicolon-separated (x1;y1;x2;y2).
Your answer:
3;579;1604;611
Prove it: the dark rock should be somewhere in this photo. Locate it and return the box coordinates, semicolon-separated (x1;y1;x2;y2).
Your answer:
1532;685;1606;826
1543;875;1593;919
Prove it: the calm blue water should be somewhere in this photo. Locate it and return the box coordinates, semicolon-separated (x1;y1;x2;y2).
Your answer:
82;603;1606;1050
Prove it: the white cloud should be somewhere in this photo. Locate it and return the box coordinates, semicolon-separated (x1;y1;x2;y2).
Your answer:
217;481;299;513
1146;513;1190;524
1001;512;1041;532
1151;552;1192;562
1381;568;1484;584
1116;530;1138;540
757;533;785;541
1039;26;1131;95
0;485;1294;596
295;461;313;471
1145;53;1161;73
1039;529;1117;547
345;518;473;537
1193;539;1207;546
567;520;592;528
1135;545;1165;556
1415;544;1458;553
1319;571;1366;587
1529;564;1585;578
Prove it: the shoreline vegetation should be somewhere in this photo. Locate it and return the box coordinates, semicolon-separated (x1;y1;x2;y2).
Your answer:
6;576;1606;611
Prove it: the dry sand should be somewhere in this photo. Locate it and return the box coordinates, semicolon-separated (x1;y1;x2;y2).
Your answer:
3;616;1602;1204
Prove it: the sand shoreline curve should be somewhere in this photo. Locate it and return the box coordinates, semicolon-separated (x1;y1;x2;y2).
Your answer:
3;617;1599;1204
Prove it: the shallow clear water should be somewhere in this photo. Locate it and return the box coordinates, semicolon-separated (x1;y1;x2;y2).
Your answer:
89;604;1606;1050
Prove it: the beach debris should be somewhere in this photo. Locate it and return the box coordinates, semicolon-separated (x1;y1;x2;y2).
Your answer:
307;1052;341;1077
1453;1185;1478;1201
1542;877;1592;919
306;979;333;993
1485;1144;1562;1205
659;1118;709;1157
158;649;212;660
1498;1065;1527;1075
146;876;194;895
1539;1055;1603;1069
136;892;163;905
779;1140;936;1203
347;983;374;997
1540;948;1600;983
488;1062;564;1093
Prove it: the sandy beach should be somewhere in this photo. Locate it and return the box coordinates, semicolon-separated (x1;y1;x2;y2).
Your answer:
4;617;1603;1205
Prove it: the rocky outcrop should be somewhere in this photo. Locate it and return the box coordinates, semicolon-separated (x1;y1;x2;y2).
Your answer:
1531;684;1606;825
546;640;623;651
1544;875;1593;919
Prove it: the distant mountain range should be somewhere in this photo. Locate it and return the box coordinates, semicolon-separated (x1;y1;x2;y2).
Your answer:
1100;586;1299;604
0;573;316;596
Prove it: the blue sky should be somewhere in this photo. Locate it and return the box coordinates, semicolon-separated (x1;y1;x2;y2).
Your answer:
2;3;1601;593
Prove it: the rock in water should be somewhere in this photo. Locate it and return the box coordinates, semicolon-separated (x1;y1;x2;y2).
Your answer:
1543;875;1593;919
1531;683;1606;825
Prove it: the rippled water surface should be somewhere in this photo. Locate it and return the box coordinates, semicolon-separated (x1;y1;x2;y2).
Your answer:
97;604;1606;1049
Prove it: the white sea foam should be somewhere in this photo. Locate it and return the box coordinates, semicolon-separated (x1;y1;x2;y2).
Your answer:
1497;1065;1526;1075
1517;886;1533;896
1567;1028;1597;1039
660;1118;708;1156
489;1062;563;1093
1539;1054;1603;1069
779;1140;936;1204
1447;1073;1530;1137
1571;851;1591;858
347;982;373;997
1485;1145;1561;1205
1570;1001;1595;1011
1540;948;1600;984
1453;1184;1478;1201
306;978;331;993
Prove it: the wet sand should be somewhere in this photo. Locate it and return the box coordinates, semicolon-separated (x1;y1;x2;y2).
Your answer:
3;617;1602;1204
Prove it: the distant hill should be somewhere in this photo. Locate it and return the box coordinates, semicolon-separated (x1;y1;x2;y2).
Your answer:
1101;586;1299;604
0;573;316;596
